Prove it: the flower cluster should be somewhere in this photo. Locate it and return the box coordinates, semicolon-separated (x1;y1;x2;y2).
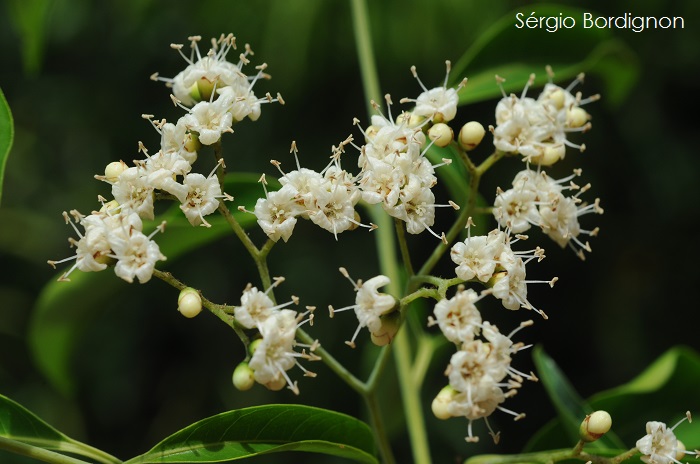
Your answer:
493;168;604;258
430;287;536;443
251;139;367;242
492;69;599;166
48;205;166;283
251;65;465;243
450;221;555;316
233;277;319;395
51;34;279;283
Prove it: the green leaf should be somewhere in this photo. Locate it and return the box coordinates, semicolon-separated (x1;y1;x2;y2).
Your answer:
531;345;624;451
124;404;378;464
0;87;14;206
451;4;639;107
526;346;700;451
29;172;266;395
0;393;119;464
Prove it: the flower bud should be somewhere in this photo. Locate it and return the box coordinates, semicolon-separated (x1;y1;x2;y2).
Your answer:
567;107;589;128
533;143;566;167
431;386;456;420
264;376;287;392
232;362;255;391
428;123;454;148
676;440;687;462
249;338;263;356
548;89;566;110
370;311;401;346
183;132;201;156
177;287;202;318
579;410;612;442
104;160;128;183
396;111;425;128
196;77;217;103
458;121;485;151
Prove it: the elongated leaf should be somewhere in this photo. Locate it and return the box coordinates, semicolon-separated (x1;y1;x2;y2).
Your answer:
451;4;638;107
0;393;119;464
124;404;377;464
532;346;624;450
526;346;700;451
30;172;267;395
0;87;14;206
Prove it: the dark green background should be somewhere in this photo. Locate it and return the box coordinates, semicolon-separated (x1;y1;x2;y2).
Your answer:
1;0;699;463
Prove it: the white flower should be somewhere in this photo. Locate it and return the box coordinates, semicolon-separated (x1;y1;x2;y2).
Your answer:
179;170;224;227
111;229;166;284
112;166;156;220
254;184;302;242
249;309;298;391
432;288;482;344
331;269;396;348
233;285;276;330
401;61;467;123
181;98;234;145
636;413;696;464
450;229;506;282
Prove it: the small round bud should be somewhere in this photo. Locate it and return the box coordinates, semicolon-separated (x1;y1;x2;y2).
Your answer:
579;410;612;442
533;143;566;167
567;107;589;128
232;362;255;391
396;111;425;128
458;121;485;151
186;81;201;103
365;125;379;141
676;440;687;462
370;312;401;347
99;199;120;213
549;89;566;110
249;338;263;356
183;132;201;156
196;77;217;102
431;386;457;420
177;287;202;318
428;123;454;148
104;160;128;183
264;376;287;392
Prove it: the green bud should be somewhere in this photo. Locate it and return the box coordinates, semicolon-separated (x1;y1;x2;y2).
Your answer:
232;362;255;391
370;311;401;346
431;385;456;420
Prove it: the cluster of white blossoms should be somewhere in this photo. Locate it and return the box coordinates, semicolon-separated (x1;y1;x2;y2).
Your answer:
450;220;555;317
492;69;600;166
251;63;465;243
233;277;319;395
51;34;280;283
48;204;166;283
636;412;698;464
493;168;604;259
430;295;537;443
251;139;368;242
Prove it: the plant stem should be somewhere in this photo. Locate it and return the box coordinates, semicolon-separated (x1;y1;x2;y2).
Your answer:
350;0;381;115
364;391;395;464
395;218;414;277
0;437;94;464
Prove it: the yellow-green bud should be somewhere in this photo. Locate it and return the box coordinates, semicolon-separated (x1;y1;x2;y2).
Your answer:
249;338;263;356
177;287;202;318
567;107;589;128
99;199;120;213
196;77;217;103
232;362;255;391
548;89;566;110
104;160;128;183
183;132;201;156
186;81;201;103
458;121;485;151
370;312;401;347
396;111;425;128
579;410;612;442
431;386;456;420
428;123;454;148
533;143;566;167
676;440;687;462
264;376;287;392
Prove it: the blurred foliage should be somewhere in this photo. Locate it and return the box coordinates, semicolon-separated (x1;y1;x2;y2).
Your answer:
0;0;699;463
